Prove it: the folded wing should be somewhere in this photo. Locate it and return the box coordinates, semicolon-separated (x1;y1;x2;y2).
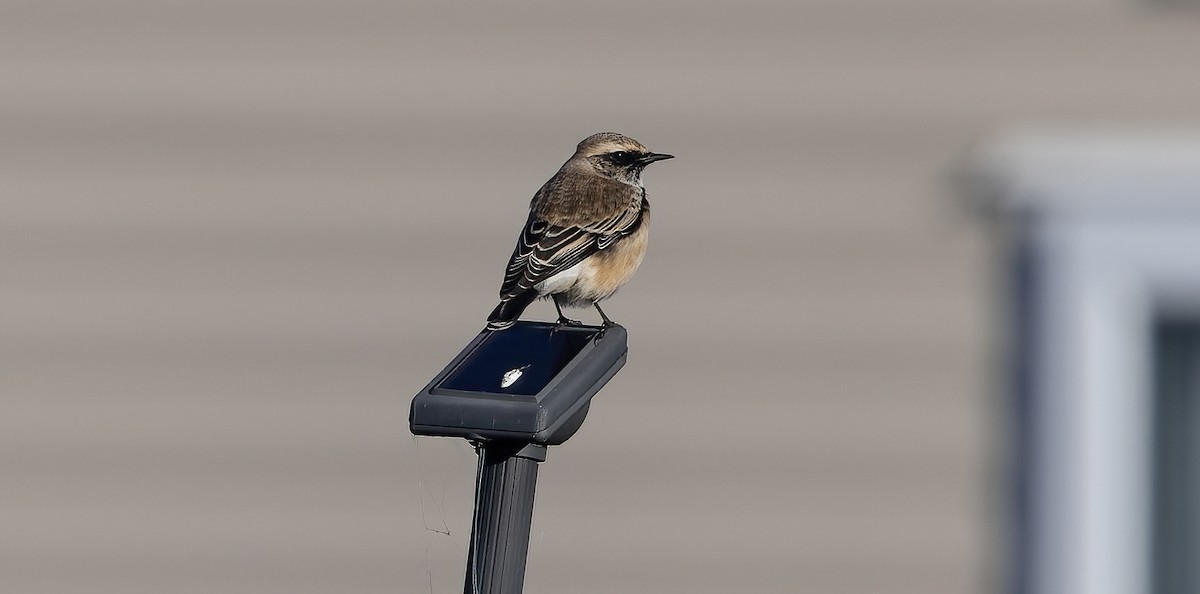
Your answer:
498;199;645;300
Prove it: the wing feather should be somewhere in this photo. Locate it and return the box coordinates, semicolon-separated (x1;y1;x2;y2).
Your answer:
497;195;646;299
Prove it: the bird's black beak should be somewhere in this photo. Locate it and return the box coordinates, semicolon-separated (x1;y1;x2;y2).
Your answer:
637;152;675;165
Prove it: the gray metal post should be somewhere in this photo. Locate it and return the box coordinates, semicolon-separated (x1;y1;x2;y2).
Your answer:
411;322;627;592
463;442;547;594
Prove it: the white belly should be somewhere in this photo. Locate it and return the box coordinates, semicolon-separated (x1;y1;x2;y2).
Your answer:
535;260;593;296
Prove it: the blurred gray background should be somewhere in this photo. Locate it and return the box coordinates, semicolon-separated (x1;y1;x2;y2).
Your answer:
4;1;1199;593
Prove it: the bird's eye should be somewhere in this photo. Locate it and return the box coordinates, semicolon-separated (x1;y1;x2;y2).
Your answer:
609;151;635;165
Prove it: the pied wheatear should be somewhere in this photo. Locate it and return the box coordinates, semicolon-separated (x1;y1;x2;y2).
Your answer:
486;132;673;330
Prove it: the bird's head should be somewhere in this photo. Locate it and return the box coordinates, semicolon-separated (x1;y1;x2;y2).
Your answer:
574;132;674;186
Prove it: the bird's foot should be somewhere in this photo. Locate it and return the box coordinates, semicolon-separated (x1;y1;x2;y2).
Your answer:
548;316;584;338
593;303;615;328
555;316;584;327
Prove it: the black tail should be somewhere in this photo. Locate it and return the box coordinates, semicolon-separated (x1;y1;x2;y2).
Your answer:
486;292;538;330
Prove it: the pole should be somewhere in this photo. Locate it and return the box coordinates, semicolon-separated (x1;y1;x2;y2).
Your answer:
463;441;546;594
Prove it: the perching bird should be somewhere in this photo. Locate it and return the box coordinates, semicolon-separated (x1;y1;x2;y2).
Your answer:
486;132;673;330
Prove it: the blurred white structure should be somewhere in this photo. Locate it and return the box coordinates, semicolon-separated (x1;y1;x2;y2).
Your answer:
970;131;1200;594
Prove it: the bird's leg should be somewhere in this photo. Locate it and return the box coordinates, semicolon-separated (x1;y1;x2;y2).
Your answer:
553;295;583;327
593;302;615;327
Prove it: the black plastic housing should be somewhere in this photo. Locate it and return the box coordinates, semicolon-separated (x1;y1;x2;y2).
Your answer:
409;321;627;445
